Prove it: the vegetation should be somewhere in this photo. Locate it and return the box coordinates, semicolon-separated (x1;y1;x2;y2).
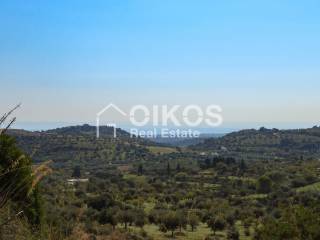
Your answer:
192;126;320;161
0;107;45;239
2;120;320;239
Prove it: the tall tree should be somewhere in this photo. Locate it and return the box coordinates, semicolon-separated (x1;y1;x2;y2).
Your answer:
188;213;200;232
176;163;181;172
161;211;179;237
257;175;272;194
72;165;81;178
167;162;171;176
207;216;226;235
138;163;143;175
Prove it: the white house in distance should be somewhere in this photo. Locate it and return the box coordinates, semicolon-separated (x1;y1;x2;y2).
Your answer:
67;178;89;185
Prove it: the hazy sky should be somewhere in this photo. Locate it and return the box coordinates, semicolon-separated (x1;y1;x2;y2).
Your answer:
1;0;320;129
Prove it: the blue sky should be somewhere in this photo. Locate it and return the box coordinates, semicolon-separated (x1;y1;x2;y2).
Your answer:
1;0;320;130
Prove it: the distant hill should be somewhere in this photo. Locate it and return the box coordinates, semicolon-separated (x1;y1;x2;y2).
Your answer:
9;124;320;164
7;124;154;165
191;126;320;160
148;133;225;147
45;124;130;137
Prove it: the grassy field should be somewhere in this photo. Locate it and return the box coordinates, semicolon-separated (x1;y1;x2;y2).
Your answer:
297;181;320;193
147;146;178;155
122;222;255;240
227;176;256;184
127;223;213;240
242;193;267;200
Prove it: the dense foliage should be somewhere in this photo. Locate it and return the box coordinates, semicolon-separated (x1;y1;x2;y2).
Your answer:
0;134;43;239
2;124;320;239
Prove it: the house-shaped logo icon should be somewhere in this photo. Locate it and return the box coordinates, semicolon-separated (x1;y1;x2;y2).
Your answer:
96;103;127;138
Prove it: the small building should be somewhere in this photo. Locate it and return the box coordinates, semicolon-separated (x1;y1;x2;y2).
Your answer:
67;178;89;185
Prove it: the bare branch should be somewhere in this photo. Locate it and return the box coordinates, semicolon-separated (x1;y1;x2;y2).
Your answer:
0;104;21;135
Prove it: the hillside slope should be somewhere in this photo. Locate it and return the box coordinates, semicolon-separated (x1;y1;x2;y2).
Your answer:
191;126;320;160
8;125;153;165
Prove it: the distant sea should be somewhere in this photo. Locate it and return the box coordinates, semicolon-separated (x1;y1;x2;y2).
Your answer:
12;121;319;133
